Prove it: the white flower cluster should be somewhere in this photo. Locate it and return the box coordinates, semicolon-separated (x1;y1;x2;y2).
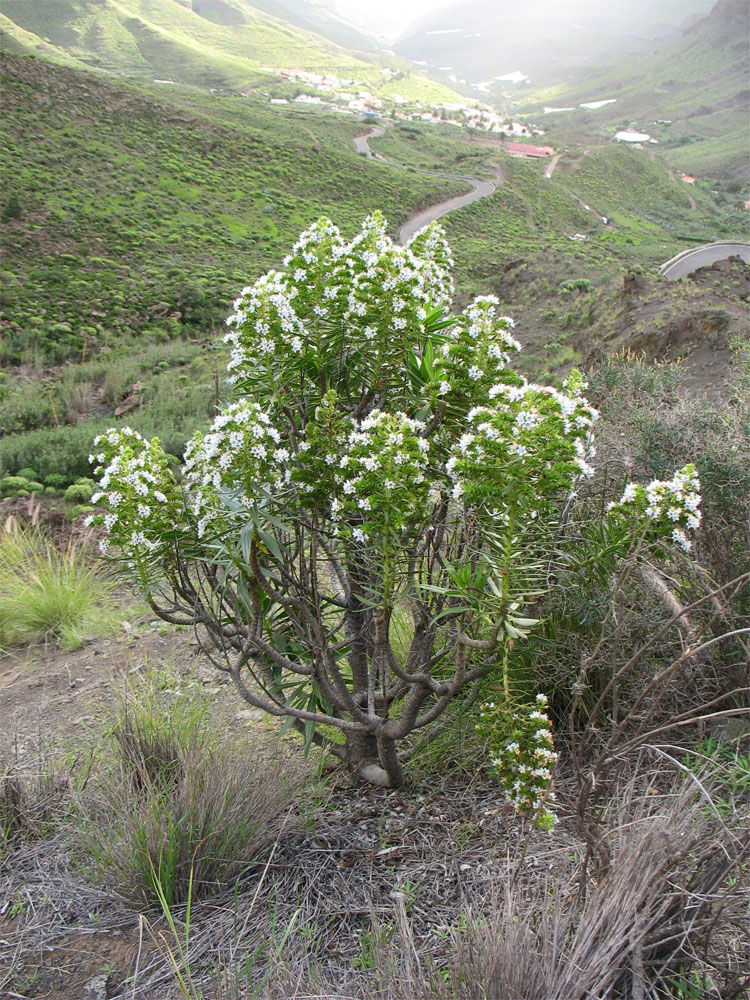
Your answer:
447;374;598;505
608;463;701;553
282;217;349;315
479;693;558;831
87;427;178;559
341;215;451;339
405;222;455;309
435;296;521;401
183;400;287;537
224;269;307;382
284;216;347;271
223;214;454;388
332;410;430;540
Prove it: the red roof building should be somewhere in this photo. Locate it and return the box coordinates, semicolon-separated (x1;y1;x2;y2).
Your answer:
507;142;555;157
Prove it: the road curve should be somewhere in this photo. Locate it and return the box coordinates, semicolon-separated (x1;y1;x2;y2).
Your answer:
397;177;495;244
660;242;750;280
353;125;385;157
353;126;496;245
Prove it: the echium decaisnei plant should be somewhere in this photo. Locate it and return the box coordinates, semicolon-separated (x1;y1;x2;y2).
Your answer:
476;694;558;831
88;214;702;792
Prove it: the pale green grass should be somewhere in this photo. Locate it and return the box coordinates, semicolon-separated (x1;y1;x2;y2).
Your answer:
0;528;117;650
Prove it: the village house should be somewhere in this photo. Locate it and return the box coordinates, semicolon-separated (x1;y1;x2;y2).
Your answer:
507;142;554;158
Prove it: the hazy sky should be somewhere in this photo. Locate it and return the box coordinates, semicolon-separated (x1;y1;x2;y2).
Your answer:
332;0;452;40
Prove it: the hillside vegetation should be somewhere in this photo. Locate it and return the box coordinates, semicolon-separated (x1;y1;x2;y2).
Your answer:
0;52;467;367
527;0;750;180
0;0;460;104
0;52;470;486
1;50;747;500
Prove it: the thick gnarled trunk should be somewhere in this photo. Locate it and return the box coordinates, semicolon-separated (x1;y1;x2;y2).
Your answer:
345;729;403;788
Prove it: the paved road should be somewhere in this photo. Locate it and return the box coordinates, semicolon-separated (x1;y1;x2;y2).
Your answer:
353;126;496;245
353;125;385;158
398;176;496;243
660;242;750;279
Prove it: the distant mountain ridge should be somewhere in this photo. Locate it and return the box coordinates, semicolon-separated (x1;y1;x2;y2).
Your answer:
394;0;716;90
0;0;457;102
527;0;750;180
243;0;381;52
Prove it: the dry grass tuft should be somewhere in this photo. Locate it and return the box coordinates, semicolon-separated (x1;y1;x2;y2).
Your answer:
76;674;309;908
0;753;73;850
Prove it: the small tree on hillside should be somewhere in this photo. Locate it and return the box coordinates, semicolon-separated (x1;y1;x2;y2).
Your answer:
88;215;701;798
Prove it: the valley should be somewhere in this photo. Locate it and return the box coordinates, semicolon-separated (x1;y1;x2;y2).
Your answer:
1;45;747;501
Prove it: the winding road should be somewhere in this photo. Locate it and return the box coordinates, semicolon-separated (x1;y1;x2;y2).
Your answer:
353;128;748;279
659;242;750;279
354;126;496;245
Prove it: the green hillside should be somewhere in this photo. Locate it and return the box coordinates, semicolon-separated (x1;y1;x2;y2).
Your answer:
0;0;461;104
0;51;468;367
365;130;740;285
1;48;746;497
0;51;472;486
527;0;750;180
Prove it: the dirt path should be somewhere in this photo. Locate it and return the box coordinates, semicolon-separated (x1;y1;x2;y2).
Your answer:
668;165;697;211
545;152;562;178
353;126;497;244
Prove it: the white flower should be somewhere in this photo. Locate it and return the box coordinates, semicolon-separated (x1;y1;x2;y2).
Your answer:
672;528;692;552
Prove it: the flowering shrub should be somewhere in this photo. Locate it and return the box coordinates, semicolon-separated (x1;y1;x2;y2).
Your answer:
183;399;287;539
88;427;180;571
608;463;701;552
477;694;558;831
89;214;703;790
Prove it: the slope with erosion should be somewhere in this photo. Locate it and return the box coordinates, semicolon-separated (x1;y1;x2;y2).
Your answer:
475;249;749;395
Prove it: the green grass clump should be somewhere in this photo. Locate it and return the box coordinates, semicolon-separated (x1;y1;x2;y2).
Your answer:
0;527;116;649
